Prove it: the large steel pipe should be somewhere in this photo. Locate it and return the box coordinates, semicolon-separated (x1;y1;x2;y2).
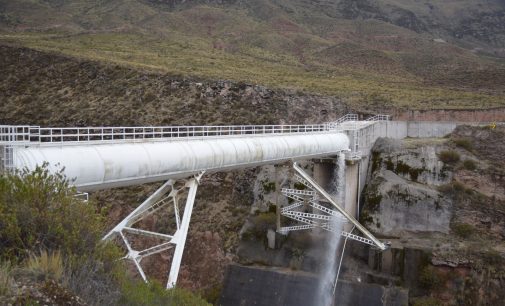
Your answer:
12;133;349;191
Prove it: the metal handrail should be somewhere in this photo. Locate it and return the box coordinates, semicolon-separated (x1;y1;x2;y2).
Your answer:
325;113;359;130
365;114;390;121
0;113;383;145
0;126;33;142
0;124;335;144
335;114;359;124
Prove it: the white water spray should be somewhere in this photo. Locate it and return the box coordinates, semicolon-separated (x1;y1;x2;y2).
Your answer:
316;153;346;306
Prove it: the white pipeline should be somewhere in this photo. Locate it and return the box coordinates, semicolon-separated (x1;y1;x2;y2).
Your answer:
12;132;349;191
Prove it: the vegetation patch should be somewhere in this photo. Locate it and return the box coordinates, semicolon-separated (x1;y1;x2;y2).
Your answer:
26;250;64;281
452;222;474;238
0;165;104;260
394;160;423;182
462;159;477;171
0;166;210;305
481;249;504;266
365;193;383;212
419;266;442;290
412;296;444;306
262;181;276;194
385;158;395;171
244;212;277;240
359;210;374;225
370;151;382;173
438;150;460;164
0;261;13;296
201;284;222;305
453;138;473;152
118;280;209;306
362;179;384;213
293;182;306;190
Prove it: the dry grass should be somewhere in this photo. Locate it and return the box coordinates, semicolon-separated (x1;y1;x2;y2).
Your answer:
25;250;64;281
0;261;14;296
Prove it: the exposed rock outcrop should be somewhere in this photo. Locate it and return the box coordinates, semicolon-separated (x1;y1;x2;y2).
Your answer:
362;138;453;236
360;127;505;305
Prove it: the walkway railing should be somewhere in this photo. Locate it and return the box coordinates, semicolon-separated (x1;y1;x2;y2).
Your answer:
365;114;390;121
0;113;379;145
0;126;34;142
0;124;335;144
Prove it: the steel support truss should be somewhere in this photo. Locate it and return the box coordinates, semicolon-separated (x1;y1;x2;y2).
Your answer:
278;162;387;250
103;171;205;288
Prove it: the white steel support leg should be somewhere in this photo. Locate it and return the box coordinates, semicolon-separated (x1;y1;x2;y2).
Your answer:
167;178;198;288
102;172;204;289
103;180;174;241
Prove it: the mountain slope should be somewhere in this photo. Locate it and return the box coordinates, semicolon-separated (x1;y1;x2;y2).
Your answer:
0;0;504;109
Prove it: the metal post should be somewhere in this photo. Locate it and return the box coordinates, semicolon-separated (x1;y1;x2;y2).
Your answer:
167;177;199;288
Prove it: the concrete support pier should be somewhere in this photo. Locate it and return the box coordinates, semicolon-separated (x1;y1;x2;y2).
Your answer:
313;158;362;233
344;161;360;231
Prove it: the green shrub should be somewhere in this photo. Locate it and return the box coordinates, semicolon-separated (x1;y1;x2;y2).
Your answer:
267;204;277;214
249;212;277;239
202;284;222;305
62;253;123;305
481;249;504;266
365;193;382;211
463;159;477;171
452;223;474;238
0;165;105;261
419;266;441;289
452;181;466;193
438;150;460;164
262;181;276;193
0;166;210;305
118;280;210;306
453;138;473;151
293;182;306;190
412;296;443;306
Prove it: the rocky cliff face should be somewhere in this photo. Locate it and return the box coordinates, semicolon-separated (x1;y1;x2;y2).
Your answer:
360;126;505;305
362;138;453;236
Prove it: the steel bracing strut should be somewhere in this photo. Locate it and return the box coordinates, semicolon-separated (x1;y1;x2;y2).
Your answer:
103;171;205;288
278;162;387;250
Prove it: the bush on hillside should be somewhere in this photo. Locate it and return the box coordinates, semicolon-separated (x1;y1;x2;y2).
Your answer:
251;212;277;239
453;138;473;151
452;223;474;238
412;296;443;306
0;164;104;261
0;261;13;296
26;250;64;281
438;150;460;164
119;280;210;306
463;159;477;171
0;166;211;305
419;266;441;289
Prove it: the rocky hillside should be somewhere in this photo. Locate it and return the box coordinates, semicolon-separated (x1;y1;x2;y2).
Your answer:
1;0;504;109
360;125;505;305
0;45;349;126
2;0;505;52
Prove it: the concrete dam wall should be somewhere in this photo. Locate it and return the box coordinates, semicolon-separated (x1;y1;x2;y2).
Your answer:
219;265;408;306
